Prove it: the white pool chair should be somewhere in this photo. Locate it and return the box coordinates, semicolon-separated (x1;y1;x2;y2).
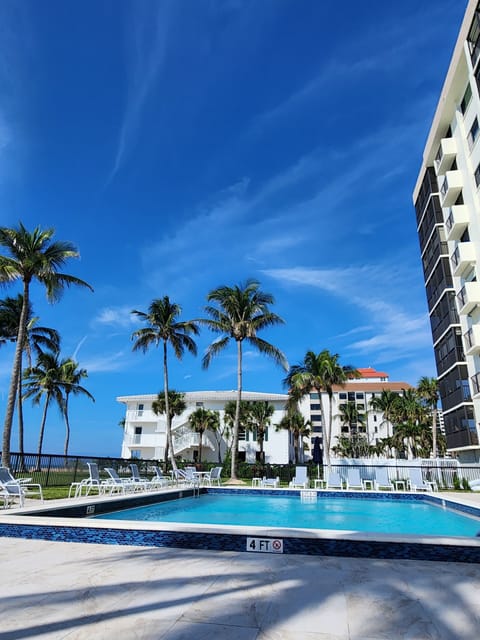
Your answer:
150;466;172;488
289;466;309;489
104;467;137;494
408;467;436;492
69;462;103;498
0;466;43;506
129;463;150;490
204;467;222;486
262;476;280;488
346;468;363;490
326;471;344;490
373;468;394;491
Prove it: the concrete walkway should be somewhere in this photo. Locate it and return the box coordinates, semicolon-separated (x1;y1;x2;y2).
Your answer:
1;537;479;639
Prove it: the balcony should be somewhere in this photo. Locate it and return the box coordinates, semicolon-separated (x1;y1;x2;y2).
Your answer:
125;433;161;448
445;205;469;241
125;409;158;422
434;137;457;175
439;170;463;207
457;281;480;315
471;372;480;396
464;325;480;355
451;242;476;277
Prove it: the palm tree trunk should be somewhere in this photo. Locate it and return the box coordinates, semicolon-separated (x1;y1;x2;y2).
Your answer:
231;339;242;480
2;281;30;469
199;431;203;463
36;393;50;471
16;359;27;472
432;407;437;459
163;341;177;473
63;394;71;459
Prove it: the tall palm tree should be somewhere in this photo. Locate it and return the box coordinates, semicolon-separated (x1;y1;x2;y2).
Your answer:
131;297;198;473
369;389;401;439
60;359;94;457
151;388;187;466
200;280;288;481
246;401;274;463
285;350;358;469
0;294;60;464
23;350;65;469
417;376;439;459
276;410;311;463
188;407;219;463
0;223;92;468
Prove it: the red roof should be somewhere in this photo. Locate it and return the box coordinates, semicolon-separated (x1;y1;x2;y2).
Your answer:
357;367;389;378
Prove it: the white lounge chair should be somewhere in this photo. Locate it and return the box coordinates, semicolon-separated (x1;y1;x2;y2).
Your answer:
326;471;344;490
150;466;172;488
408;467;436;492
104;467;137;494
69;462;103;498
129;463;150;489
289;466;309;489
262;476;280;488
346;468;363;490
373;468;394;491
204;467;222;486
0;466;43;506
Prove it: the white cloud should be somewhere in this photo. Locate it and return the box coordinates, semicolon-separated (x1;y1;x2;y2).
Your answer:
107;1;173;182
94;306;137;328
82;351;127;373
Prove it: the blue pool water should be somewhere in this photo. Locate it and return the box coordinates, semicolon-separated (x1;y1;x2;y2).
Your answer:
93;494;480;537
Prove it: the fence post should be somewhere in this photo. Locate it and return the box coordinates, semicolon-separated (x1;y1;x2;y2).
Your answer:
45;455;52;488
73;457;79;483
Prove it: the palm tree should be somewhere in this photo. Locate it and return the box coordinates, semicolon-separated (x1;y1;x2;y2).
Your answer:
200;280;288;481
188;408;219;463
370;389;402;439
0;223;92;468
131;297;199;473
285;350;358;469
23;350;65;469
276;410;311;463
60;359;94;457
151;389;187;466
0;294;60;465
417;376;439;459
246;401;274;463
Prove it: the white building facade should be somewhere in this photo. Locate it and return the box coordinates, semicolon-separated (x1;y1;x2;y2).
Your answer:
413;0;480;462
118;391;298;465
118;368;410;464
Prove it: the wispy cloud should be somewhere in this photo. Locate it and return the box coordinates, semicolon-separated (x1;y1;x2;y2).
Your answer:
262;264;432;366
82;351;127;373
107;1;173;183
93;306;137;328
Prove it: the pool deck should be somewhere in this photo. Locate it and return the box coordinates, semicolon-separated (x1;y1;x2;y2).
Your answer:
1;491;480;638
2;535;480;639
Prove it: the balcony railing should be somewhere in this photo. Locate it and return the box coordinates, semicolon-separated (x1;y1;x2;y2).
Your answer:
434;137;457;175
445;205;469;241
126;409;158;422
451;242;476;277
439;170;463;207
457;282;480;314
471;372;480;396
464;325;480;355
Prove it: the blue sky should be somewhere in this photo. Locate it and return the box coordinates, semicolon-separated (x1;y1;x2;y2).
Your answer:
0;0;468;456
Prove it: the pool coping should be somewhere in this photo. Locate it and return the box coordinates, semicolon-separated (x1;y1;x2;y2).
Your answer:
2;487;480;562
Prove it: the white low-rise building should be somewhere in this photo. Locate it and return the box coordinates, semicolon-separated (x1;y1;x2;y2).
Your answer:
117;390;298;464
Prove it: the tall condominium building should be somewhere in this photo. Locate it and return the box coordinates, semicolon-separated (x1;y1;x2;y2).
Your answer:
413;0;480;462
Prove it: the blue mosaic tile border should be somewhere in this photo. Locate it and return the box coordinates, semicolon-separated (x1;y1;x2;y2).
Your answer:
1;520;480;563
2;487;480;562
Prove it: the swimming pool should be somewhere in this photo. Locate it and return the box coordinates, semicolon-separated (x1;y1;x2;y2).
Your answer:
93;492;480;537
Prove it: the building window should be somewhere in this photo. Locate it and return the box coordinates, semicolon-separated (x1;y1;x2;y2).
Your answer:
468;118;480;150
131;449;141;458
195;402;204;407
355;392;364;399
311;415;322;422
310;392;319;399
475;162;480;187
339;392;347;399
312;426;322;433
264;428;268;442
461;84;472;115
137;403;144;416
373;415;377;422
310;404;321;410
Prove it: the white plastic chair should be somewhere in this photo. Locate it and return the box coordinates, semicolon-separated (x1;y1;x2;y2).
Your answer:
289;466;309;489
326;471;344;490
346;468;363;490
408;467;436;492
